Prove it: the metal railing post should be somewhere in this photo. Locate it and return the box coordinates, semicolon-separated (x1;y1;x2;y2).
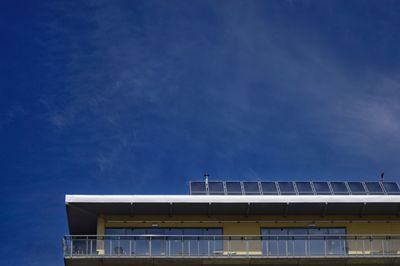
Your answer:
110;237;112;256
362;238;365;255
133;237;136;257
292;236;294;256
228;237;231;256
208;238;210;256
276;236;279;256
246;237;249;257
197;238;200;256
168;238;171;256
71;238;73;257
86;236;89;255
181;236;184;256
285;236;288;256
149;236;152;256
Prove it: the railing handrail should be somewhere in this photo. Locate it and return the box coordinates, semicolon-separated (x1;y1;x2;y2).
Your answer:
63;233;400;258
64;234;400;238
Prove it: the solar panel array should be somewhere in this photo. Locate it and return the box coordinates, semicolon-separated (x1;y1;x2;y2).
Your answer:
189;181;400;195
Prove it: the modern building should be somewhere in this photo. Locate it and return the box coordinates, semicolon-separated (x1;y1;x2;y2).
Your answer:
64;179;400;266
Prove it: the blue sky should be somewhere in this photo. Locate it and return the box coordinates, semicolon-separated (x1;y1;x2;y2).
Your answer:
1;0;400;265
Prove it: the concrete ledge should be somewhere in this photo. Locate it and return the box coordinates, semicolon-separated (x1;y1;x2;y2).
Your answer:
65;256;400;266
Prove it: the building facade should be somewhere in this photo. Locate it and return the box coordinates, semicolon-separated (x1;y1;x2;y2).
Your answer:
64;180;400;265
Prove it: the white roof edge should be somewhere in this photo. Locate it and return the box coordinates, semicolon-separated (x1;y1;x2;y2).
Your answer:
65;194;400;204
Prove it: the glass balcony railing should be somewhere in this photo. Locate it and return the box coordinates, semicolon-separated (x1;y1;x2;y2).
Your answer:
63;235;400;258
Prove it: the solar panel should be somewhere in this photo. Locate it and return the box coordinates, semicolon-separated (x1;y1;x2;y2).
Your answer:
347;182;366;195
243;182;261;195
295;182;314;195
225;182;242;195
261;182;278;195
330;182;349;195
190;182;207;195
382;182;400;194
365;182;384;195
208;182;224;195
313;182;331;195
278;182;296;195
190;180;399;196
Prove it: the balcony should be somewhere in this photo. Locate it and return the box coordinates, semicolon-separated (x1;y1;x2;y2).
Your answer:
64;234;400;258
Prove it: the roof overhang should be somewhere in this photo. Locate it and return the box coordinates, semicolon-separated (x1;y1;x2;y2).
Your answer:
66;195;400;234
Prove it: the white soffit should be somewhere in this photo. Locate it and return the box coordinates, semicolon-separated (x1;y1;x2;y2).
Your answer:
66;194;400;204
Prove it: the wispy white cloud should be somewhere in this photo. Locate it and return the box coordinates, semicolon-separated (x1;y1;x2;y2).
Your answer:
36;1;400;177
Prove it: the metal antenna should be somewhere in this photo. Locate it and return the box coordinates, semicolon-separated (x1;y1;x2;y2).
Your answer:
204;172;209;193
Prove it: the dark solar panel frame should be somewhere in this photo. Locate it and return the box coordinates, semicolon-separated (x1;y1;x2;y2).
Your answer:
208;181;225;195
347;182;367;195
243;182;261;195
295;182;314;195
260;182;279;195
189;181;208;195
225;181;243;195
382;182;400;195
278;182;297;195
190;180;400;195
330;182;350;195
365;182;384;195
312;182;332;195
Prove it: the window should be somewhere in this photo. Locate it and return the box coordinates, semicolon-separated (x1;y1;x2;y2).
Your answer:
105;227;223;256
261;227;346;256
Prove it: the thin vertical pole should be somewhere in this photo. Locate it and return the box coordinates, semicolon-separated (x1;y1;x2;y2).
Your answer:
149;236;152;256
133;237;136;257
110;238;112;256
181;236;184;256
197;238;200;256
70;238;73;257
362;238;365;255
285;236;288;256
165;236;167;256
228;237;231;256
246;237;249;257
208;237;210;256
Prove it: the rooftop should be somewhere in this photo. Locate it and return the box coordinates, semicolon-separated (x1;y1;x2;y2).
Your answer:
66;180;400;235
